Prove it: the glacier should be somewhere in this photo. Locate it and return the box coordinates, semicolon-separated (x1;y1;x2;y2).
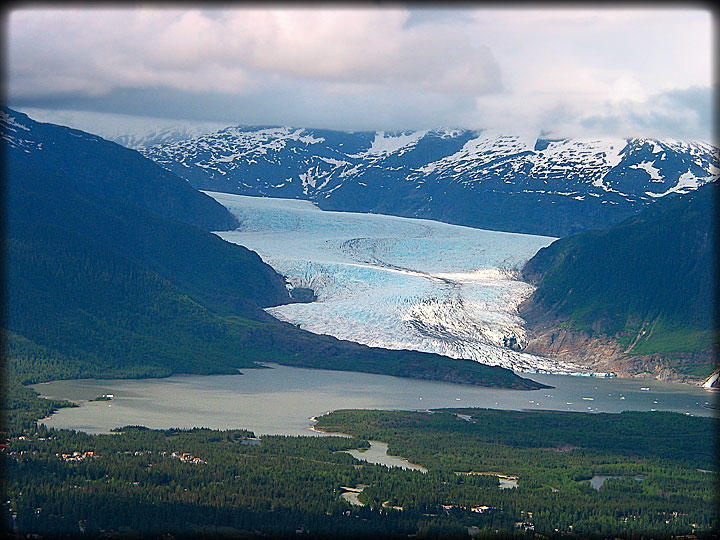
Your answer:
207;191;585;373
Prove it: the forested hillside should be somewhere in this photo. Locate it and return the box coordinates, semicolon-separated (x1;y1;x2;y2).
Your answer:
2;108;238;231
521;183;717;380
3;108;291;383
6;223;273;383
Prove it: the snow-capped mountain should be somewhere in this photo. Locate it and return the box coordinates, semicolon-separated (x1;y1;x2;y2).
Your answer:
14;108;718;236
142;127;719;236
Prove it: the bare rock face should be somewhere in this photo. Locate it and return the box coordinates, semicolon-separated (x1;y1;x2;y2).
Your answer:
523;327;623;368
289;287;318;303
519;303;625;374
522;326;714;384
519;297;714;385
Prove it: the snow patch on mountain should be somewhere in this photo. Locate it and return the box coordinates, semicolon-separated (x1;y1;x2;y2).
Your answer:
218;126;318;154
415;131;536;177
631;160;663;182
532;138;626;185
360;130;428;156
1;111;36;152
646;170;703;198
1;109;103;153
1;110;29;132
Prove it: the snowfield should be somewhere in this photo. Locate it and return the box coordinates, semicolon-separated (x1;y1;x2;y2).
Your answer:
208;191;584;373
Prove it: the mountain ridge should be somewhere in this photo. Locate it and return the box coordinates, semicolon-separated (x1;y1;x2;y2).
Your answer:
2;108;239;232
15;108;717;237
139;124;719;236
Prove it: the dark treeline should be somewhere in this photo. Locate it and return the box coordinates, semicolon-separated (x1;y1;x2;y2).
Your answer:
317;409;718;538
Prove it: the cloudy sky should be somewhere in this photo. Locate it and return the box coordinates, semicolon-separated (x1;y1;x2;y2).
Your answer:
6;6;716;139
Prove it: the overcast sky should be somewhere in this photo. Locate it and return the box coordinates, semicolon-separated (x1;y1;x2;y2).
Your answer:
5;6;716;139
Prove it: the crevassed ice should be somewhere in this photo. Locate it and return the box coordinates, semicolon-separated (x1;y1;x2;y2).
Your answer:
207;191;583;374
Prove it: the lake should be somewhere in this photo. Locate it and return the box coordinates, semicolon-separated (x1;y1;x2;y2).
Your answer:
32;364;716;436
590;475;646;491
345;441;428;473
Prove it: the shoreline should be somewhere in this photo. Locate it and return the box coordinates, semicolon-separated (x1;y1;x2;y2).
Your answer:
307;414;354;438
309;417;428;473
26;358;712;395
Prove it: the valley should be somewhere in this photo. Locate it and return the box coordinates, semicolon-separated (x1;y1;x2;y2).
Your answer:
2;107;543;392
3;108;717;540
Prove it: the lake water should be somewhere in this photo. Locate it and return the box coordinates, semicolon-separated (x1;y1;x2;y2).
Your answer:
590;475;646;490
345;441;428;473
32;364;716;437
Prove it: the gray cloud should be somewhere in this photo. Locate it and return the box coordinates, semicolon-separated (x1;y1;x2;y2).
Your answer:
6;7;714;139
11;78;480;132
578;86;715;141
7;8;503;99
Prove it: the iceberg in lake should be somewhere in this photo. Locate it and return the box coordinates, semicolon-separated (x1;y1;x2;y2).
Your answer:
207;191;583;373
